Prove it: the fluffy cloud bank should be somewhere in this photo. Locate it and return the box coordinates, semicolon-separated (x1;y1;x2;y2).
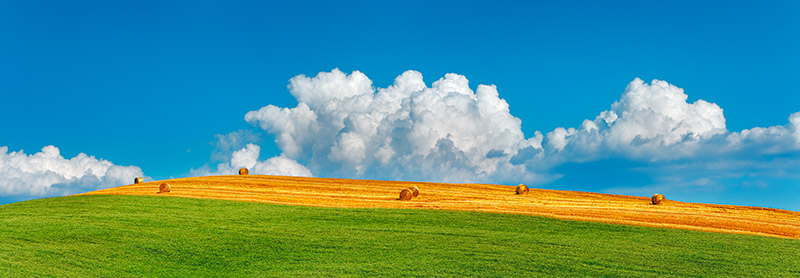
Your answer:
0;145;143;200
240;69;800;197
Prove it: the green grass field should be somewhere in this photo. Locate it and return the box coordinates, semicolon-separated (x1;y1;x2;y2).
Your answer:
1;195;798;277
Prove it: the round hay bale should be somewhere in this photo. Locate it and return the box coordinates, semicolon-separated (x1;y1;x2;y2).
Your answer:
409;186;420;197
651;193;665;205
134;177;143;184
159;183;171;193
238;168;249;175
399;188;413;201
516;184;529;195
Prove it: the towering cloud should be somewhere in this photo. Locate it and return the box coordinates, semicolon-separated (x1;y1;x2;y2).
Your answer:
245;69;542;183
0;145;143;200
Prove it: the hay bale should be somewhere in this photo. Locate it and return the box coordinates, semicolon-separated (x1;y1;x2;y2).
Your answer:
159;183;171;193
516;184;529;195
651;193;665;205
399;188;413;201
238;168;249;175
134;177;143;184
409;186;420;197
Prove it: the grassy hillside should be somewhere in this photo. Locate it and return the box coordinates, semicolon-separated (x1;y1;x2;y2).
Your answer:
1;195;798;277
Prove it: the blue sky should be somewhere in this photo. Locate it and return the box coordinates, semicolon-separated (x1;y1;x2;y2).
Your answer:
1;1;798;209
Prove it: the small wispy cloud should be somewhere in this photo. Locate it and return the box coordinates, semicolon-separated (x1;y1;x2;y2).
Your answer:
191;143;311;177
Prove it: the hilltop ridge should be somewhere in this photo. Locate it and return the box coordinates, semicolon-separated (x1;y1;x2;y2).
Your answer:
81;175;800;239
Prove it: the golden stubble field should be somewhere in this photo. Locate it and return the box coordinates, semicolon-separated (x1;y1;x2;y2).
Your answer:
81;175;800;239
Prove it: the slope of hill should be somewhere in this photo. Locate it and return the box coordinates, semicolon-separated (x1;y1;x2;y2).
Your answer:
81;175;800;239
1;195;798;277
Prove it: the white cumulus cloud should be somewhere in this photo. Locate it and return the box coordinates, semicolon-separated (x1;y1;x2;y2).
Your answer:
604;78;726;146
245;69;542;183
539;77;729;163
0;145;143;200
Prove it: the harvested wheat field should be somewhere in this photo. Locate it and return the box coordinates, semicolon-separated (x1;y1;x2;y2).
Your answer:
80;175;800;239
